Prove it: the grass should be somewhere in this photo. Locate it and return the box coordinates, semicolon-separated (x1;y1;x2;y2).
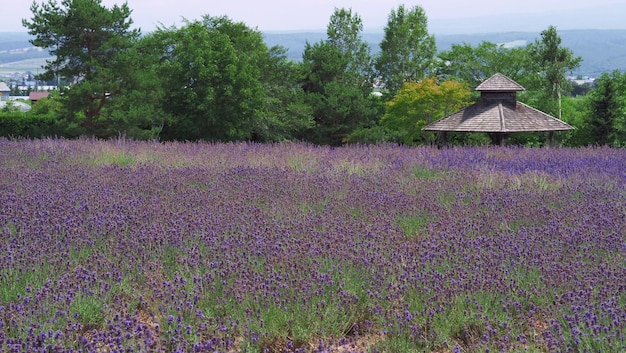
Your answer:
0;267;48;304
86;148;136;166
70;293;105;328
395;212;435;240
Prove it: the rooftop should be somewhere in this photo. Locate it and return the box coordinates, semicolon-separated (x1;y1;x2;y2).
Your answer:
475;73;525;92
424;73;573;134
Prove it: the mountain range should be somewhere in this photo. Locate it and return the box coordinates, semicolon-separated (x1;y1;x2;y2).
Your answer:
262;29;626;77
2;28;626;79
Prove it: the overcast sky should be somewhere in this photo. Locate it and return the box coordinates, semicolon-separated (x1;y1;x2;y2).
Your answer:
4;0;626;33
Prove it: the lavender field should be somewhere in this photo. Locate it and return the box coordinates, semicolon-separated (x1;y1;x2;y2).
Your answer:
0;138;625;353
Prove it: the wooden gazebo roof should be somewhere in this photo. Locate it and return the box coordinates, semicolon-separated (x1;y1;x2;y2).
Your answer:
475;73;525;92
423;73;574;133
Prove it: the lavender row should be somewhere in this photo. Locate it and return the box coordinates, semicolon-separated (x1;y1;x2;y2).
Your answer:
0;138;624;352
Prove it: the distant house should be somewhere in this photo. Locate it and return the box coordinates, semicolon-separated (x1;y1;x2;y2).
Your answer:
29;91;50;104
0;82;10;101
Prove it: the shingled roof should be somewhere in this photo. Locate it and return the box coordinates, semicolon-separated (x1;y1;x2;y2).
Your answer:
423;101;574;132
423;73;574;133
475;72;525;91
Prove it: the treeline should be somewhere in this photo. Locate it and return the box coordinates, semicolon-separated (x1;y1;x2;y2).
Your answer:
2;0;625;147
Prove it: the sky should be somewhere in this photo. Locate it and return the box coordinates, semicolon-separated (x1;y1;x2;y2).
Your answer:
3;0;626;33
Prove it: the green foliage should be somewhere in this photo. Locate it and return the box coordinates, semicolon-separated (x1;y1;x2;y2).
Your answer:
375;5;437;96
300;9;381;145
28;92;61;116
0;111;57;138
527;26;583;119
380;77;471;145
326;8;374;88
344;124;405;144
247;261;372;351
506;131;552;147
0;267;47;304
153;16;267;141
586;70;626;146
444;131;492;146
437;41;533;89
302;77;382;145
99;39;170;140
70;293;105;327
560;95;593;146
1;101;22;113
15;2;603;145
252;46;315;142
23;0;140;130
0;91;91;138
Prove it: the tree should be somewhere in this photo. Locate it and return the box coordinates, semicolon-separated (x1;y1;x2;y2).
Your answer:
28;90;62;117
0;101;20;114
9;83;21;96
326;7;374;89
528;26;582;120
437;41;532;89
153;16;267;141
99;37;170;140
375;5;437;96
23;0;140;133
300;40;381;145
586;71;626;146
560;95;592;147
380;77;471;145
252;45;314;142
299;8;381;145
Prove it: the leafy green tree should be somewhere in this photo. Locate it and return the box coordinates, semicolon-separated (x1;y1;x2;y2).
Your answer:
1;101;20;113
299;8;381;145
586;70;626;146
23;0;140;133
28;91;62;117
528;26;582;120
153;16;267;141
570;81;592;97
99;38;170;140
560;95;592;146
326;8;374;88
375;5;437;96
611;73;626;146
380;77;471;145
252;46;314;142
437;41;532;89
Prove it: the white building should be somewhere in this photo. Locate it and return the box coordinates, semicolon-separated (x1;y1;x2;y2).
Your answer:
0;82;10;101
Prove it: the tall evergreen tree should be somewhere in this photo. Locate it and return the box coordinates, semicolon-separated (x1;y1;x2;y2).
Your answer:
587;71;626;146
23;0;140;133
299;8;381;145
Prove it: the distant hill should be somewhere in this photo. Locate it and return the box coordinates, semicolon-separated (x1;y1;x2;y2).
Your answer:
263;29;626;77
2;29;625;78
0;32;48;75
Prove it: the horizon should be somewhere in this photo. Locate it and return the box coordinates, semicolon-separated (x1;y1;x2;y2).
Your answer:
3;0;626;35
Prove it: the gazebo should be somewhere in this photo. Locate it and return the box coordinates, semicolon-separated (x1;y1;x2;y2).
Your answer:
423;73;574;145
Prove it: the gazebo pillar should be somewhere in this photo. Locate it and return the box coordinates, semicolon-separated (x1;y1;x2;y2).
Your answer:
489;133;507;146
436;131;448;148
548;131;554;147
